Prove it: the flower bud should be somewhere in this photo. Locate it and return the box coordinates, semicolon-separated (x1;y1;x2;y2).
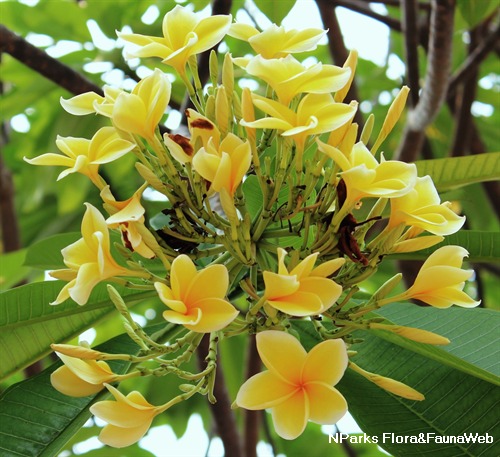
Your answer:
50;343;102;360
370;323;450;345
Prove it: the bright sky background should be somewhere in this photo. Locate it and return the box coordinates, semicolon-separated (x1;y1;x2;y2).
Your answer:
13;0;396;455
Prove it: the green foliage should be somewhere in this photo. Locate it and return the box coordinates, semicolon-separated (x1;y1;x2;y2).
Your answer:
0;324;164;457
254;0;297;25
0;281;156;380
415;152;500;192
295;304;500;456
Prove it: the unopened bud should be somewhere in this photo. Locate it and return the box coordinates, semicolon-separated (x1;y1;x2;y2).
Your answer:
51;344;102;360
350;362;424;401
216;86;229;136
370;323;450;345
179;384;197;393
209;50;219;87
360;113;375;145
222;53;234;99
372;86;410;154
334;49;358;103
372;274;402;302
135;163;167;194
392;235;444;254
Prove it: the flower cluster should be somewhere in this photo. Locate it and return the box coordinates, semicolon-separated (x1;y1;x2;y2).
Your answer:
26;5;480;448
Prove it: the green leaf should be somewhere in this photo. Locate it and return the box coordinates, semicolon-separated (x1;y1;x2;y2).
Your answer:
254;0;297;25
294;318;499;456
339;344;499;457
372;304;500;385
0;249;30;291
389;230;500;263
0;324;165;457
457;0;499;29
415;152;500;191
24;232;80;270
0;281;157;380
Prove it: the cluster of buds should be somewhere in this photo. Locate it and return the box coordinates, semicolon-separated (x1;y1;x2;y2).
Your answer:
25;5;479;447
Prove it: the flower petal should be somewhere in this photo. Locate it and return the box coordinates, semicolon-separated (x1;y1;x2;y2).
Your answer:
256;331;306;384
271;389;309;440
170;255;197;301
98;422;152;448
268;291;324;317
50;366;104;397
302;339;348;386
185;298;238;333
236;371;298;410
305;382;347;424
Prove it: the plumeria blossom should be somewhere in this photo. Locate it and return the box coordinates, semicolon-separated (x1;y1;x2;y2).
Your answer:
241;93;356;154
24;127;135;187
50;203;138;306
317;140;417;210
387;175;465;236
228;23;326;58
117;5;231;76
93;69;171;141
50;352;117;397
192;133;252;195
236;331;348;440
60;85;122;116
154;255;238;332
264;248;345;316
383;246;480;308
101;184;155;258
90;384;161;448
235;55;350;106
163;109;219;164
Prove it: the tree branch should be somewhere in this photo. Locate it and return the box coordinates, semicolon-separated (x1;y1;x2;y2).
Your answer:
197;335;243;457
243;335;262;457
402;0;421;107
316;0;364;127
396;0;456;162
324;0;402;32
0;25;103;96
448;21;500;96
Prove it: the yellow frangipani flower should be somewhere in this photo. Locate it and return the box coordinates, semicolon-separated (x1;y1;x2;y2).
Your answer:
317;140;417;210
24;127;135;187
163;109;220;164
264;248;345;316
387;176;465;236
90;384;161;448
385;246;480;308
50;351;117;397
228;23;326;59
60;85;122;116
236;331;348;440
154;255;238;333
50;203;136;306
117;5;231;76
101;184;155;259
94;69;171;141
192;133;252;196
235;55;350;106
241;93;356;154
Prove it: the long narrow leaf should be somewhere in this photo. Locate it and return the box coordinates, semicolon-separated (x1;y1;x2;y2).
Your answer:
415;152;500;191
0;281;157;380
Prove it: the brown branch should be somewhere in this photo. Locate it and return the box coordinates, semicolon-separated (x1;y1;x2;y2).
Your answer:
449;26;482;157
0;25;103;96
197;335;243;457
402;0;421;107
359;0;431;8
323;0;402;32
448;21;500;96
0;140;20;253
395;0;456;162
243;335;262;457
316;0;364;127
